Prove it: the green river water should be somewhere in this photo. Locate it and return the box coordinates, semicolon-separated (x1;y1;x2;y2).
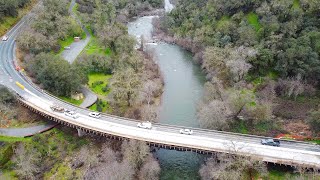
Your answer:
128;15;207;180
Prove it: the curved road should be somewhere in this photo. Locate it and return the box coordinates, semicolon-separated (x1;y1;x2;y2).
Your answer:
0;2;319;168
0;121;57;137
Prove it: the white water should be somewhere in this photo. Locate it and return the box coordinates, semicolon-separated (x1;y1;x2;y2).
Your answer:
164;0;174;12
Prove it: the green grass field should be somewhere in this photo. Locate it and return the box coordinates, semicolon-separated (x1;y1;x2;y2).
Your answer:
85;37;111;55
292;0;301;10
57;36;74;54
216;15;231;29
0;135;31;142
247;12;262;31
88;73;112;96
59;96;84;106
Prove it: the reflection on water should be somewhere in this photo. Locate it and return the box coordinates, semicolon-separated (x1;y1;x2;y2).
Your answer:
128;15;206;180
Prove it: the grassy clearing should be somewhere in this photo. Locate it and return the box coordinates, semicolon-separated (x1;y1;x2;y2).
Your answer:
85;36;111;55
216;15;231;29
57;36;74;54
72;2;79;14
268;169;288;180
0;135;31;142
247;12;262;31
0;171;18;180
292;0;301;10
231;120;249;134
309;139;320;145
59;96;84;106
88;73;112;96
0;0;37;36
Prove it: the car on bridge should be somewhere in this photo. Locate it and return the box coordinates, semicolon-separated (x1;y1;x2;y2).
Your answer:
88;112;101;119
64;110;79;119
2;35;8;41
261;138;280;147
50;105;65;113
180;129;193;135
137;121;152;129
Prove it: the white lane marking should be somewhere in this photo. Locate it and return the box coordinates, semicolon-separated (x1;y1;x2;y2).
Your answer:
7;21;25;39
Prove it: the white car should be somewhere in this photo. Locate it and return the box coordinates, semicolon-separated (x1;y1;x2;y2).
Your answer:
137;121;152;129
179;129;193;135
64;110;79;119
2;35;8;41
88;112;101;119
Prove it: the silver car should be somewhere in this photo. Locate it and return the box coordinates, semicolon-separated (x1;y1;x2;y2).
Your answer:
64;110;79;119
88;112;101;119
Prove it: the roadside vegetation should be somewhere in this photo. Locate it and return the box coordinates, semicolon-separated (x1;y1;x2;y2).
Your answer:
0;0;37;36
0;127;160;179
0;85;43;128
74;0;164;119
16;0;86;98
155;0;320;139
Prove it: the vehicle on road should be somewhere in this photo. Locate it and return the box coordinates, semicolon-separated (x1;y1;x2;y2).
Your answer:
137;121;152;129
2;35;8;41
64;46;71;50
179;129;193;135
50;105;65;113
64;110;79;119
88;112;101;119
261;138;280;147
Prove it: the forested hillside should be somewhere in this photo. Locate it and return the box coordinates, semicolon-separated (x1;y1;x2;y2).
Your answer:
156;0;320;137
162;0;320;82
0;0;31;19
0;0;36;35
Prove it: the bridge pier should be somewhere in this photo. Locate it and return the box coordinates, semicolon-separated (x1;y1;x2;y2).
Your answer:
77;128;86;137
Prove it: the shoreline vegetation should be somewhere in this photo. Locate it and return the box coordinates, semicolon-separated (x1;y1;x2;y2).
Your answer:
152;0;320;179
152;0;320;140
1;0;165;179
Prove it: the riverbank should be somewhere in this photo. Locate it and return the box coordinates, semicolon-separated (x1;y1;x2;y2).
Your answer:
151;9;320;141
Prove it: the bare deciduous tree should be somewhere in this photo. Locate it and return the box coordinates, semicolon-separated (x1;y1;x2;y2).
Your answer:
138;155;161;180
121;140;150;170
13;144;40;180
200;152;267;180
277;75;305;100
198;100;231;130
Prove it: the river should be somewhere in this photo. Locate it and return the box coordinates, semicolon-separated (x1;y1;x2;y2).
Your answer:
127;5;207;180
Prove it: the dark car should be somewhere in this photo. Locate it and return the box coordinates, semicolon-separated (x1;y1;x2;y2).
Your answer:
261;138;280;147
